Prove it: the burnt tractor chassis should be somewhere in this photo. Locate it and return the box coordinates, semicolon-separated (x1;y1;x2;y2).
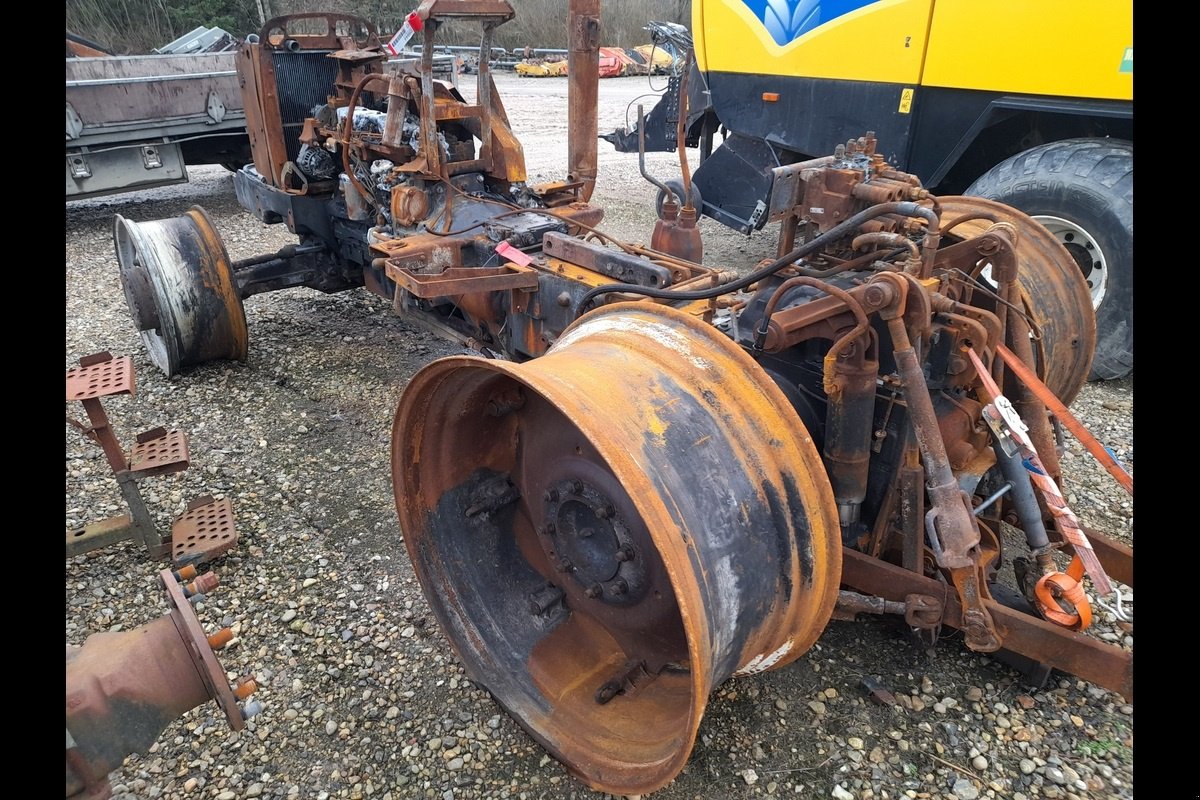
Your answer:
110;2;1133;795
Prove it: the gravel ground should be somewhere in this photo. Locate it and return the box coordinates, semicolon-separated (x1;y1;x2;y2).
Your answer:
66;72;1133;800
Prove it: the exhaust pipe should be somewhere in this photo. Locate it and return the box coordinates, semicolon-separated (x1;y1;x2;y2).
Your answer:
567;0;600;202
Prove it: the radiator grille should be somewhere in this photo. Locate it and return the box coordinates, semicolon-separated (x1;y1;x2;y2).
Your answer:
271;50;339;164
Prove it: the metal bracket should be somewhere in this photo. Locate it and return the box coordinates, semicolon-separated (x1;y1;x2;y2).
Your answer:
206;90;227;123
68;152;92;179
66;102;84;140
142;145;164;169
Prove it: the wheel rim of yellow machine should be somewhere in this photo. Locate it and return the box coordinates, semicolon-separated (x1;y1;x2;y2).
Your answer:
938;196;1097;405
392;302;842;795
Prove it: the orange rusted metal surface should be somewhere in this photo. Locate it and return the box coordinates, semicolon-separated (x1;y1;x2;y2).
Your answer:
393;303;841;795
567;0;600;202
66;568;258;799
840;548;1131;700
996;343;1133;495
937;196;1096;405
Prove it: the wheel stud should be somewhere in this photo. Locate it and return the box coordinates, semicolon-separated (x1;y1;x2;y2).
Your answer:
615;545;634;562
544;488;559;502
585;584;602;598
609;578;628;596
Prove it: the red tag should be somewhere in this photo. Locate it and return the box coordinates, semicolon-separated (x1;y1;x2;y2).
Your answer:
496;241;533;267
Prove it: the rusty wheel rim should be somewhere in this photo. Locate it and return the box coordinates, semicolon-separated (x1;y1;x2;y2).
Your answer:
392;303;841;795
113;206;248;377
937;196;1097;405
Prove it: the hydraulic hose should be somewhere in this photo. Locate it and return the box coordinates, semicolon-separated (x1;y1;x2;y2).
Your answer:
574;201;938;316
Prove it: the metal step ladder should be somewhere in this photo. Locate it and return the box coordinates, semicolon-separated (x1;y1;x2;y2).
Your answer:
66;351;239;564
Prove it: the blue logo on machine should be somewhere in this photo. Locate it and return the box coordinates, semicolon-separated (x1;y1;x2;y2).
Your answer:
741;0;879;46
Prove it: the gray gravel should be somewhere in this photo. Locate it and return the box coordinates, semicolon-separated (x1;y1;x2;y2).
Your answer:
66;72;1132;800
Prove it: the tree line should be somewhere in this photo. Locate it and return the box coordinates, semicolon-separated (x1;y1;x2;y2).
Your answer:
66;0;690;55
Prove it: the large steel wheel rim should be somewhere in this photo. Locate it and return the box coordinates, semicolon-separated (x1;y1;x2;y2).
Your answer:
392;303;841;795
1031;214;1109;308
113;206;248;377
938;197;1096;406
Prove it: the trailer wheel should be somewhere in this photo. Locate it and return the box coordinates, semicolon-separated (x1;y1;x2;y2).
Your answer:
965;138;1133;380
114;206;248;377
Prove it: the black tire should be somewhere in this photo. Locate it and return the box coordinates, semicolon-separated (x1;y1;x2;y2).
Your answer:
965;138;1132;380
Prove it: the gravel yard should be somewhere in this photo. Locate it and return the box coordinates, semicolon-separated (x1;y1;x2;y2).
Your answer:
66;72;1133;800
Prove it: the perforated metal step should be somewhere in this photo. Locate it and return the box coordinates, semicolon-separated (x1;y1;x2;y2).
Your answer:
66;354;135;401
128;428;190;478
171;496;239;565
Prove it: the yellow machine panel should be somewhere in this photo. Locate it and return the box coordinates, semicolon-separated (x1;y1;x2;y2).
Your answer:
921;0;1132;100
695;0;934;84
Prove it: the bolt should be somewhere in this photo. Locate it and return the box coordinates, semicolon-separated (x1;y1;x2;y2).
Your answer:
172;564;198;583
609;578;628;596
615;545;635;563
185;572;220;597
555;558;573;573
596;504;615;520
539;521;556;536
556;292;572;308
585;584;602;598
544;488;559;503
235;677;258;699
594;681;621;705
570;480;584;494
207;628;234;650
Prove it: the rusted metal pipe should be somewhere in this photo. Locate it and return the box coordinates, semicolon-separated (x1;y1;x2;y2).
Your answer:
340;71;388;212
675;50;694;210
567;0;600;202
65;569;256;799
883;312;979;570
637;104;674;200
852;232;918;261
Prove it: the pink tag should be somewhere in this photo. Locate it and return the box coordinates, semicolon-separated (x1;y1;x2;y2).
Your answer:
495;241;533;267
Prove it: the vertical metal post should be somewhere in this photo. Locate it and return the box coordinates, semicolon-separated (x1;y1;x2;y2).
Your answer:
478;23;494;169
567;0;600;201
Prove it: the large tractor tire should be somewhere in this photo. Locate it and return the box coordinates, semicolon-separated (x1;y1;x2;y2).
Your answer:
965;138;1133;380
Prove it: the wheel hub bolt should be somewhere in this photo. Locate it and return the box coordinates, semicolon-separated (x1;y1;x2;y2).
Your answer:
596;505;615;519
570;480;584;494
585;584;602;598
609;578;628;596
540;522;556;536
555;557;573;573
615;545;634;562
544;488;559;502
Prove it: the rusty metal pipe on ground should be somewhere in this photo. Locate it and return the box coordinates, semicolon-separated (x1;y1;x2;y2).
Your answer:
66;569;257;799
567;0;600;202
